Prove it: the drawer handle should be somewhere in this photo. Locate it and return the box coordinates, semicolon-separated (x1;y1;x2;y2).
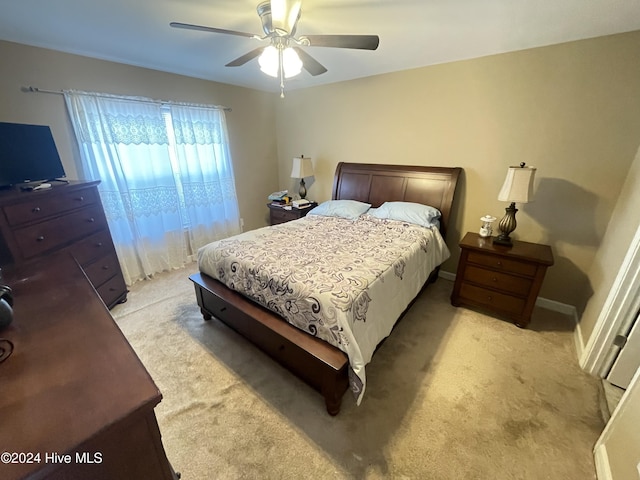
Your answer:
76;196;84;202
32;207;41;213
487;295;492;301
88;217;95;223
492;277;498;282
220;307;227;313
102;265;110;270
496;261;502;267
36;235;45;242
96;242;103;247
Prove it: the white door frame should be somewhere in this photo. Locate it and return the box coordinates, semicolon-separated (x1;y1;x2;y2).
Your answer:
580;223;640;377
594;365;640;479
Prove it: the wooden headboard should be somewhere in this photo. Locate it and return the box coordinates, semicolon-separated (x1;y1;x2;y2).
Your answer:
332;162;462;238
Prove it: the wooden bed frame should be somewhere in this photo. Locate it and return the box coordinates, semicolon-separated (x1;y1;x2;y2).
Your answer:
189;162;461;415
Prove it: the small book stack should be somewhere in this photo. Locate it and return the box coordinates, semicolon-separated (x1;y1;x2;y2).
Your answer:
268;190;291;206
292;199;311;208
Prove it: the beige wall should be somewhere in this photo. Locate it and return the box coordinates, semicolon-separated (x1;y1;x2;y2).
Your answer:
0;40;279;231
275;30;640;318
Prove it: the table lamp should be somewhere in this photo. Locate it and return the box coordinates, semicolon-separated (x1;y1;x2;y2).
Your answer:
494;163;536;246
290;155;314;199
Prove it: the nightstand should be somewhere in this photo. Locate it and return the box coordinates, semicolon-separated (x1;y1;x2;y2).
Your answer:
451;232;554;328
268;202;317;225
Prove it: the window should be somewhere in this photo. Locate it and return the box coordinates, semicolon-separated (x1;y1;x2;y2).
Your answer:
64;90;241;285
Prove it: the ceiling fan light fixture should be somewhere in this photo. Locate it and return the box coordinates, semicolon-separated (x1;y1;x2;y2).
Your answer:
258;45;302;79
172;1;379;97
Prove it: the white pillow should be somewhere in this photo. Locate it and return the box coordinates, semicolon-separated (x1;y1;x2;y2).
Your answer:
308;200;371;220
370;201;441;228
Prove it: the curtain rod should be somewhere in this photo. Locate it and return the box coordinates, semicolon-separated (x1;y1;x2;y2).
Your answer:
23;86;232;112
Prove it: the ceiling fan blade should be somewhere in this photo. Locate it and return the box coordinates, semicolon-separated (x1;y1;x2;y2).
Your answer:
270;0;302;35
293;47;327;76
303;34;379;50
225;48;265;67
170;22;256;39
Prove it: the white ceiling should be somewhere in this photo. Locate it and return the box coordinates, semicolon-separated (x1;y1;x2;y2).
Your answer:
1;0;639;94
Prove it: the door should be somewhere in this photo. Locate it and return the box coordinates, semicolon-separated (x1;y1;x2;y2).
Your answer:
608;305;640;389
581;223;640;384
595;367;640;479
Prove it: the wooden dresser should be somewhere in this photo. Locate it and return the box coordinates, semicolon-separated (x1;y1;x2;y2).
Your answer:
0;253;176;480
451;232;554;328
0;181;127;308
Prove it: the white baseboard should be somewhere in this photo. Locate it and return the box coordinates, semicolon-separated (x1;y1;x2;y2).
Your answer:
438;270;456;282
593;444;613;480
534;296;576;316
572;312;586;360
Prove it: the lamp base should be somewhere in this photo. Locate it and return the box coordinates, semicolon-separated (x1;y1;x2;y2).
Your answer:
494;202;518;247
493;234;513;247
298;179;307;199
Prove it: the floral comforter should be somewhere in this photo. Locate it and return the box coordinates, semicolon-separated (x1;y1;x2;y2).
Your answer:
197;213;450;405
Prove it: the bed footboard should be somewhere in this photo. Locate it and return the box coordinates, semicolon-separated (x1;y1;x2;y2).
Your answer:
189;272;350;416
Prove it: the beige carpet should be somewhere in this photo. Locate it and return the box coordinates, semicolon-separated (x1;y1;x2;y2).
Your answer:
112;264;605;480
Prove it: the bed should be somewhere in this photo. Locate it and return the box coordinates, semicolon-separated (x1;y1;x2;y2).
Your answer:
189;162;461;415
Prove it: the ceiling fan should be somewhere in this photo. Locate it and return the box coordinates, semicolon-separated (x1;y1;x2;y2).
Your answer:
170;0;380;96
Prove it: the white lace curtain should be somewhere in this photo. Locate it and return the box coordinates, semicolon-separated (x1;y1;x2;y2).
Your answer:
64;90;241;285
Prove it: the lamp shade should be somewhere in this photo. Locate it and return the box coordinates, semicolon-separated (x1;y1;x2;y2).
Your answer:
290;156;314;178
498;165;536;203
258;45;279;78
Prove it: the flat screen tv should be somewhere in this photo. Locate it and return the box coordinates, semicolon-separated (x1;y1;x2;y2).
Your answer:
0;121;67;188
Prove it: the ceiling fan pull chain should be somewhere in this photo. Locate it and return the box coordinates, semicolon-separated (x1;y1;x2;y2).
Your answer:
279;46;286;98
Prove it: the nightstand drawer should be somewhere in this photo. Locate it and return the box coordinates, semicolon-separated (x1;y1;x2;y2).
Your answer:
270;208;295;224
467;251;537;277
268;203;316;226
463;265;532;296
459;283;526;316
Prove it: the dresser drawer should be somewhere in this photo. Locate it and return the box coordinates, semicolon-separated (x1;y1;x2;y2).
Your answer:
463;265;533;296
69;229;115;266
96;273;128;308
467;251;537;277
2;187;99;226
84;252;121;288
13;205;104;259
459;283;526;316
